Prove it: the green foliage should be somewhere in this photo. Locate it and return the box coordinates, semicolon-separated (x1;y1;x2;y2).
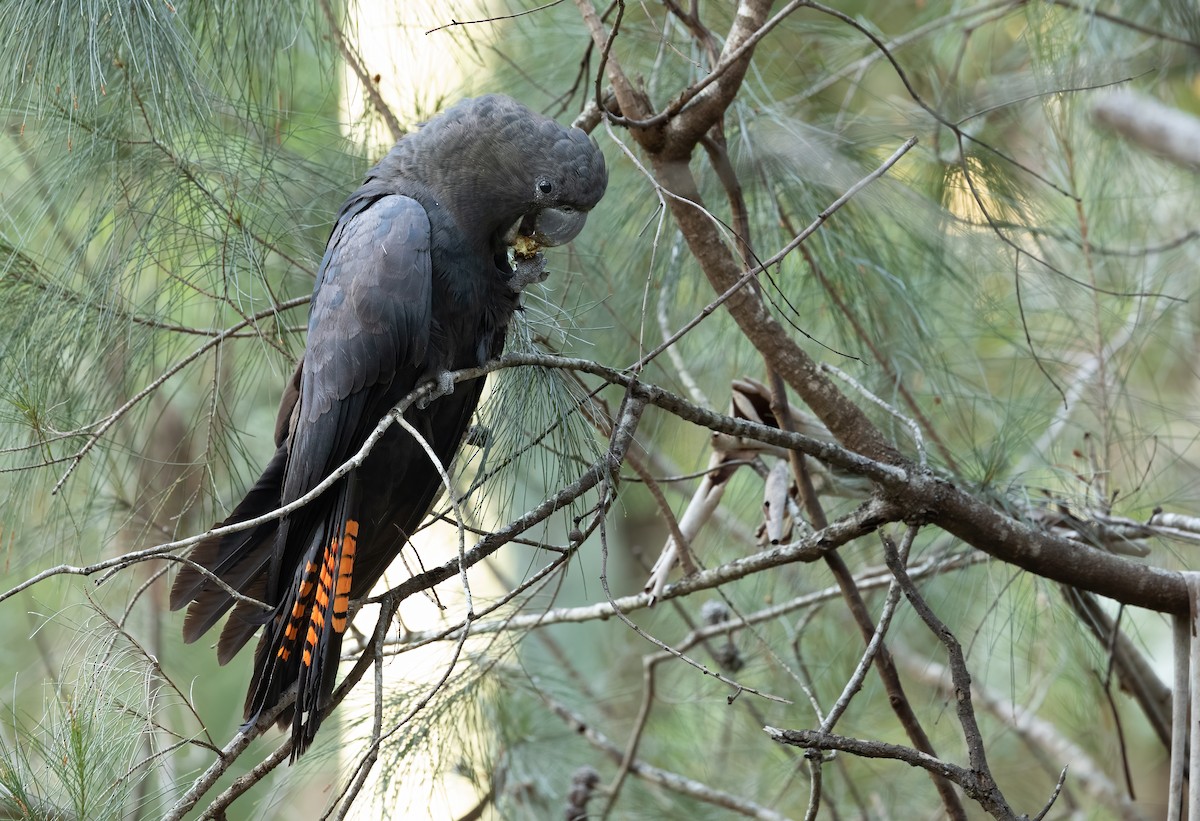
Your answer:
1;0;1197;818
0;620;165;821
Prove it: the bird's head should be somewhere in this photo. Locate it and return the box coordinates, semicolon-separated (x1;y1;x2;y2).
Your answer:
498;110;608;254
386;95;608;256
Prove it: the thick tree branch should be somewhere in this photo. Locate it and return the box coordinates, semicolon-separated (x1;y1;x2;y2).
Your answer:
1093;90;1200;170
662;0;777;156
11;353;1185;620
647;152;901;463
505;358;1185;614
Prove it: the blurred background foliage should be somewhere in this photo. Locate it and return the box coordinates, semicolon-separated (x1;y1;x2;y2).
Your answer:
1;0;1197;818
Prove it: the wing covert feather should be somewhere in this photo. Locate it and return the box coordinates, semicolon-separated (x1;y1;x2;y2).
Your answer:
287;195;432;499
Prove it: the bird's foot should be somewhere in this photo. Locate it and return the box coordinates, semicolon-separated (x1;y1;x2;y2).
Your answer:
417;370;455;409
509;251;548;293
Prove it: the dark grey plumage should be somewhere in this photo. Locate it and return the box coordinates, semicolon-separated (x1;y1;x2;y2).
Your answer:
169;95;607;756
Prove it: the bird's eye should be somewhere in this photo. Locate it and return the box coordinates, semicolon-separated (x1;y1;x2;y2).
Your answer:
537;179;553;194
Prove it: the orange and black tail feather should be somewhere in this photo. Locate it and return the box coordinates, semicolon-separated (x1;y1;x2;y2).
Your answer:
243;478;360;757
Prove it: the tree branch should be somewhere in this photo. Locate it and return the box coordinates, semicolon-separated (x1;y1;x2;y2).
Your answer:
550;694;793;820
883;535;1016;818
766;727;1016;819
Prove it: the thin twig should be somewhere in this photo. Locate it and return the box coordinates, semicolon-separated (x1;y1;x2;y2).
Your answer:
766;727;1011;818
425;0;565;35
826;544;966;818
633;136;919;374
41;295;308;492
608;0;807;131
904;657;1144;821
602;653;660;816
626;453;700;577
820;364;927;466
882;534;1017;818
194;741;292;821
1031;768;1070;821
319;0;404;142
819;527;914;733
549;693;792;820
386;548;985;650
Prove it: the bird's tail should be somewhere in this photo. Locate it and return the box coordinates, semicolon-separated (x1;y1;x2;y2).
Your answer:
169;444;288;657
243;473;361;758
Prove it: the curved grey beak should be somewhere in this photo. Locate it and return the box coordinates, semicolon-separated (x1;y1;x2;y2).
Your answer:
527;206;588;247
505;207;590;249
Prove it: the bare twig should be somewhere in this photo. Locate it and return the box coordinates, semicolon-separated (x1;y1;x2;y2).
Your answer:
1031;768;1070;821
766;727;1013;818
634;137;919;377
319;0;404;142
819;527;914;733
602;653;660;815
426;0;565;36
194;741;292;821
387;548;987;651
905;658;1145;821
611;1;807;133
826;543;967;817
573;0;644;119
882;535;1017;818
549;693;793;820
820;363;927;467
165;719;288;821
627;454;700;582
364;552;573;659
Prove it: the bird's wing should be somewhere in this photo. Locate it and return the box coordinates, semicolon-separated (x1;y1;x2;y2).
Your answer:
268;194;432;598
290;194;431;493
239;194;434;738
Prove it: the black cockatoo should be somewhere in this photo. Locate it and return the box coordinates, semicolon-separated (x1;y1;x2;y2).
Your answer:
170;95;608;755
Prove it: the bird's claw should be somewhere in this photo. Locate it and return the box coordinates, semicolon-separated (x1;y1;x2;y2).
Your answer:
509;251;549;293
417;370;455;409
